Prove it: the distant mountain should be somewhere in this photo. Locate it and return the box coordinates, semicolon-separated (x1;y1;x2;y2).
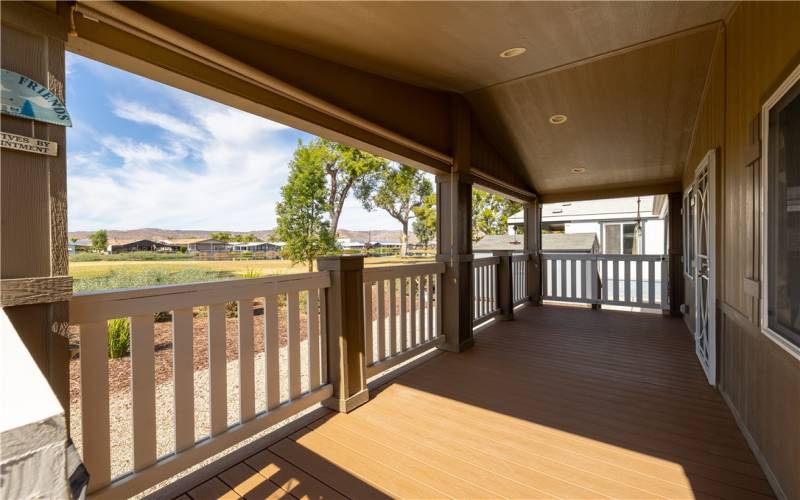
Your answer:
67;228;417;244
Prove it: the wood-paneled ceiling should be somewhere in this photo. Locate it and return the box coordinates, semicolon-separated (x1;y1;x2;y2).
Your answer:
138;1;732;198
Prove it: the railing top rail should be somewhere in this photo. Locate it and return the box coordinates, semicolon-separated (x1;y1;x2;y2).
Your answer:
70;271;331;324
511;253;528;261
542;253;665;262
473;256;501;266
362;262;445;282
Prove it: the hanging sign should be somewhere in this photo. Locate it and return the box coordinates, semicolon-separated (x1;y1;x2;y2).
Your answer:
1;131;58;156
1;69;72;126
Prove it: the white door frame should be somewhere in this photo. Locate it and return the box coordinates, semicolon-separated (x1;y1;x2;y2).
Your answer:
691;149;717;385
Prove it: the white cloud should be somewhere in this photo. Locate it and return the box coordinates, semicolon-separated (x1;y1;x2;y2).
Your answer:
111;100;205;139
68;82;407;233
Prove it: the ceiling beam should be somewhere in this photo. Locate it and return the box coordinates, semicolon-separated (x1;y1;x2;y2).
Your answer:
539;181;683;204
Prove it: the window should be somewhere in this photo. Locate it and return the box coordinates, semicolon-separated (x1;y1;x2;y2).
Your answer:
602;222;640;254
762;64;800;353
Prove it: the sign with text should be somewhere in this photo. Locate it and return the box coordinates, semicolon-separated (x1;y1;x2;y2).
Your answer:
1;69;72;126
1;131;58;156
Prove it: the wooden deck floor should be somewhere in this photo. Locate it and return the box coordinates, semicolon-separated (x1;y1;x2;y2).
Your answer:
179;306;774;499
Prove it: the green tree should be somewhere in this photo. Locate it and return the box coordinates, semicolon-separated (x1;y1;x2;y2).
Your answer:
210;232;232;242
275;144;336;271
357;164;433;257
472;189;522;242
232;233;258;243
412;193;437;249
90;229;108;251
70;237;79;243
293;138;387;238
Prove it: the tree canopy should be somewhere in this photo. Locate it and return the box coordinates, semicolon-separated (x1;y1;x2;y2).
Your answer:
275;142;336;270
293;138;387;239
210;232;232;242
412;193;437;248
90;229;108;251
357;164;433;256
472;189;522;242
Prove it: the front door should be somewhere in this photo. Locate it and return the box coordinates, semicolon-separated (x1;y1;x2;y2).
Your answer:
692;150;717;385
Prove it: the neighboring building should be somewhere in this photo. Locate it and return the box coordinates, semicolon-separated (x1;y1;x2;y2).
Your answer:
337;238;367;250
230;241;283;253
185;239;230;253
107;239;177;254
472;233;598;254
472;234;525;253
67;238;92;254
541;233;599;254
508;195;667;255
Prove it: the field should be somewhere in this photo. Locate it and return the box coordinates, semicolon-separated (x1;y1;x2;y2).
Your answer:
69;255;434;292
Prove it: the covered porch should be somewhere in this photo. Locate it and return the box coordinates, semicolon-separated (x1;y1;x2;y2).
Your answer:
176;306;772;499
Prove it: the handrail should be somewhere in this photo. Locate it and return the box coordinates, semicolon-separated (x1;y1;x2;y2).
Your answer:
70;272;329;323
70;273;332;497
541;253;668;309
362;262;444;282
363;263;444;378
473;256;501;266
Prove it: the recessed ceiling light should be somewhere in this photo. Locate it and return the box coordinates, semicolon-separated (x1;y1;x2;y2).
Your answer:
549;114;568;125
571;167;586;174
499;47;526;58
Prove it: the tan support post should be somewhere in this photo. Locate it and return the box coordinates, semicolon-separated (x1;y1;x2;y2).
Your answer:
317;255;369;412
523;201;542;304
0;3;71;417
666;192;684;316
437;96;474;352
493;251;514;320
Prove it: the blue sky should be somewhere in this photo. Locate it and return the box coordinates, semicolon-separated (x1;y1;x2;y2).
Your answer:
65;52;402;232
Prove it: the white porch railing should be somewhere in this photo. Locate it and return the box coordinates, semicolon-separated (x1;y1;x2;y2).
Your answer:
69;272;331;498
512;253;528;305
542;253;668;309
362;262;445;378
473;256;500;324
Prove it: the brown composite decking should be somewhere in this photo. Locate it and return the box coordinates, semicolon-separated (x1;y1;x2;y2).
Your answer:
180;305;774;499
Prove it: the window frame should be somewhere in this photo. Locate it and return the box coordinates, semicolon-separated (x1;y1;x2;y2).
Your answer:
760;62;800;360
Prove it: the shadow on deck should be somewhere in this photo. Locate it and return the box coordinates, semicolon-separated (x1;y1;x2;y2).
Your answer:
177;305;774;499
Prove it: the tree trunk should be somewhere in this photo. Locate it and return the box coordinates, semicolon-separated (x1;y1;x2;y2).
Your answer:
400;221;409;257
330;212;340;240
307;260;314;272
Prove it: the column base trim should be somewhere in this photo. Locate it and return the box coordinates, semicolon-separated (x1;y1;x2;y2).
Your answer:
439;337;475;353
323;388;369;413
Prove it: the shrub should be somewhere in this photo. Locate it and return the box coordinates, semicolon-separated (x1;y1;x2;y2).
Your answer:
107;318;131;359
240;268;262;279
225;301;238;318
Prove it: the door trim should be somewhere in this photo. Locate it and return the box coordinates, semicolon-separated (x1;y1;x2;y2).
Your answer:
693;149;717;385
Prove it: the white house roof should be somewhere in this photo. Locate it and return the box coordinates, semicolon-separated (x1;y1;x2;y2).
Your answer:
509;195;664;224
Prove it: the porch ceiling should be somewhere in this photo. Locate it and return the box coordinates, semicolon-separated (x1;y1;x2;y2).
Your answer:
136;1;730;199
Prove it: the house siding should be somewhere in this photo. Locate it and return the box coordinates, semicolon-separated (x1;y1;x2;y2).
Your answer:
683;3;800;498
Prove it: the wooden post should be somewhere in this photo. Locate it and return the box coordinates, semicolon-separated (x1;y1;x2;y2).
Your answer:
493;251;514;320
523;201;542;304
437;96;474;352
0;3;71;417
666;192;684;316
317;255;369;412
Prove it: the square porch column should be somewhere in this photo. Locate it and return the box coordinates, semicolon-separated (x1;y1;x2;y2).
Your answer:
317;255;369;412
523;200;542;303
436;173;474;351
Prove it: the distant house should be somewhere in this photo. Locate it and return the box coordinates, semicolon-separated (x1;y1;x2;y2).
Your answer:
472;233;599;255
230;241;283;253
473;234;525;253
508;195;667;255
541;233;599;254
67;238;92;254
337;238;367;250
186;239;231;253
107;239;177;254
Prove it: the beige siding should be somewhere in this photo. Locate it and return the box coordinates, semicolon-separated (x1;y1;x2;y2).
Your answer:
683;3;800;499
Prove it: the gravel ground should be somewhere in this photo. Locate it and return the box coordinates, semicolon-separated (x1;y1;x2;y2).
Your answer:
70;341;311;486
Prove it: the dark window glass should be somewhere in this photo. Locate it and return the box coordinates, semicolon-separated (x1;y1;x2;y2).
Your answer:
767;79;800;347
